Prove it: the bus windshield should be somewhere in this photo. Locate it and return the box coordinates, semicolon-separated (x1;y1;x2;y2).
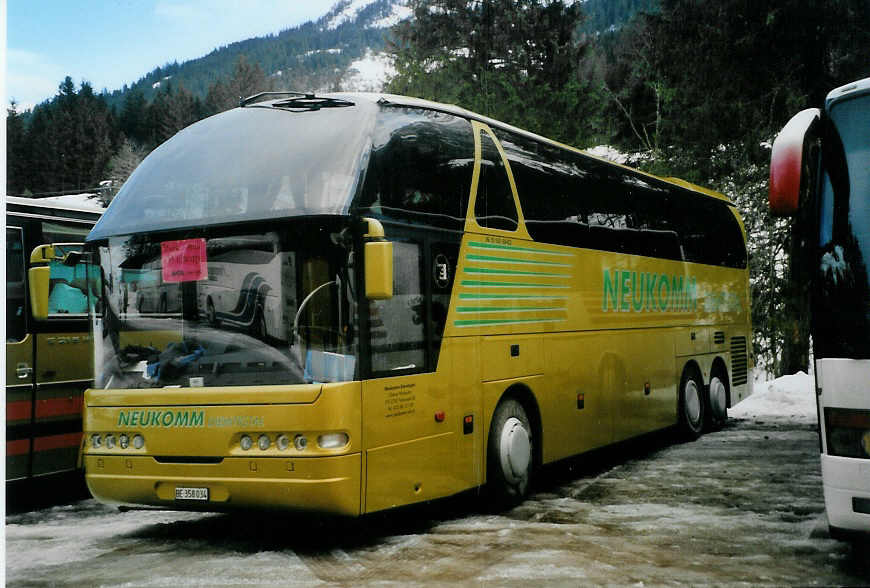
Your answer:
88;104;377;241
814;91;870;359
91;219;359;389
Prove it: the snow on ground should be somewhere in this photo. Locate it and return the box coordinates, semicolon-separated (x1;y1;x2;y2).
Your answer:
731;371;816;424
342;50;395;92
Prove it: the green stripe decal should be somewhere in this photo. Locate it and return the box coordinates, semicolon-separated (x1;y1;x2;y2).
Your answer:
464;267;569;278
454;318;568;327
461;280;569;289
466;254;570;267
456;306;563;313
468;241;572;257
459;293;567;300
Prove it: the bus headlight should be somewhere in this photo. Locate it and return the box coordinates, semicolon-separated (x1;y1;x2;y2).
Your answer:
318;433;349;449
294;434;308;451
240;435;253;451
105;434;116;449
825;408;870;458
91;434;102;448
132;434;145;449
258;434;271;451
276;434;290;451
119;434;130;449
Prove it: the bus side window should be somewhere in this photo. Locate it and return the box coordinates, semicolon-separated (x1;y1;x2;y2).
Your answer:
6;227;27;342
46;247;91;315
475;132;518;232
369;242;425;373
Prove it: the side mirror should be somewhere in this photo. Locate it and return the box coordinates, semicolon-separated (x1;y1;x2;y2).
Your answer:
363;218;393;300
28;245;57;321
769;108;821;217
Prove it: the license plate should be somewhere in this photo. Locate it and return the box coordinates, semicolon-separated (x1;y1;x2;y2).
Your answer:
175;486;209;501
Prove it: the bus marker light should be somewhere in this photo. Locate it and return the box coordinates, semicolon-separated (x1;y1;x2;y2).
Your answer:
577;393;585;410
276;434;290;451
317;433;348;449
132;434;145;449
434;411;445;423
258;434;271;451
294;435;308;451
463;415;474;435
240;435;253;451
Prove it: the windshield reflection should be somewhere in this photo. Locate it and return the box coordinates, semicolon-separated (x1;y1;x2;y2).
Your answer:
92;221;359;388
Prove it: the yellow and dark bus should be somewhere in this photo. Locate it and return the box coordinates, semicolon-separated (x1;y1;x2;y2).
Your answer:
6;195;102;486
69;93;752;514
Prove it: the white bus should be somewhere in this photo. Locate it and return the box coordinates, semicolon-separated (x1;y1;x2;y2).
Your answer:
770;77;870;539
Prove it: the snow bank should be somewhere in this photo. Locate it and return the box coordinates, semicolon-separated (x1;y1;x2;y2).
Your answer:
730;372;816;424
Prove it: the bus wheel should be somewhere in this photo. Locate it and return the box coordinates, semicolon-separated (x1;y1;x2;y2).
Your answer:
487;399;533;506
706;372;728;430
678;365;705;440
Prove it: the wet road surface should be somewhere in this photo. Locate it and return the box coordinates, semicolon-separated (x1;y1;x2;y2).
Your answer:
6;417;870;586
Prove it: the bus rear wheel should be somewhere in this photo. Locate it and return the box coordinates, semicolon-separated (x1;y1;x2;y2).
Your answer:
487;399;533;506
706;371;728;431
678;365;705;440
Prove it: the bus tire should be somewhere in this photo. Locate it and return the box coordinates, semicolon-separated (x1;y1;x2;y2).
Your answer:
706;370;728;431
487;399;533;506
678;365;705;440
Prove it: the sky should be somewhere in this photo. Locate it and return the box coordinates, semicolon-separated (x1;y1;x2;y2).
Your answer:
5;0;343;110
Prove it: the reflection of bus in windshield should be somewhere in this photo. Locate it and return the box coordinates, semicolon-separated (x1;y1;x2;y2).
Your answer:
5;196;103;487
79;93;752;516
198;233;296;342
770;78;870;539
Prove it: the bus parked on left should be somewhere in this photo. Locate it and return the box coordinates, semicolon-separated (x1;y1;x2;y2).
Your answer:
5;195;103;487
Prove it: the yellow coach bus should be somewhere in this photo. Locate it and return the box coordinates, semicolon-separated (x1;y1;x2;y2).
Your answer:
6;195;102;485
63;93;753;514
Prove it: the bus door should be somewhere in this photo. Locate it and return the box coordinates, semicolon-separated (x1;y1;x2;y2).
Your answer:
30;244;94;477
362;236;469;513
6;226;34;480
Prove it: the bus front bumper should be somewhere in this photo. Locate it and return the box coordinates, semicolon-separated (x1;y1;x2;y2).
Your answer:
84;453;361;516
821;454;870;537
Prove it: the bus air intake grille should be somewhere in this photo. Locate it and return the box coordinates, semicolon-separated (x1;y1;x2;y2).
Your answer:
730;337;748;386
154;456;224;465
713;331;725;345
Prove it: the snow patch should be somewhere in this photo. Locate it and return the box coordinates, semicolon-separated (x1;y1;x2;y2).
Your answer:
326;0;374;30
730;372;816;423
586;145;630;165
31;193;106;211
341;50;395;92
368;3;412;28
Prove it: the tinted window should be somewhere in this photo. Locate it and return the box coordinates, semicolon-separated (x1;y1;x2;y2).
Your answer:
355;108;474;230
6;227;26;342
495;129;746;268
812;92;870;359
475;132;518;231
369;241;425;373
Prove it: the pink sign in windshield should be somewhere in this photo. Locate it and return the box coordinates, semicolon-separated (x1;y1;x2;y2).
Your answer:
161;238;207;283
